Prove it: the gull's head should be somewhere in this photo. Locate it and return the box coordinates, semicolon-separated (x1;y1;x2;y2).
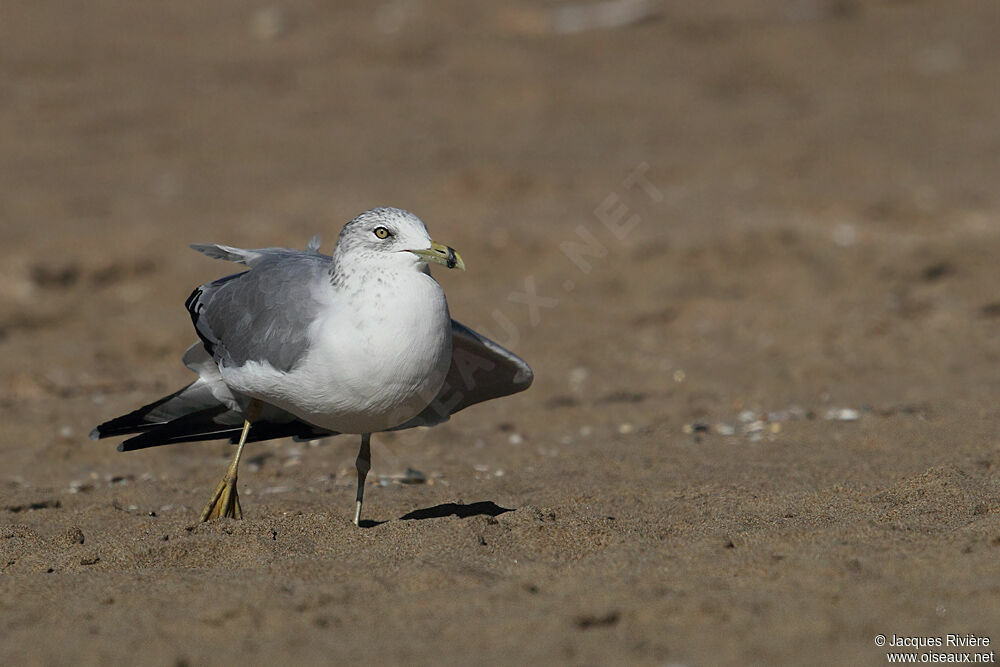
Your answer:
334;207;465;273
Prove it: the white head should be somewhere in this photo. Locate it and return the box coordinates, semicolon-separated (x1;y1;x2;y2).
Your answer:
331;208;464;280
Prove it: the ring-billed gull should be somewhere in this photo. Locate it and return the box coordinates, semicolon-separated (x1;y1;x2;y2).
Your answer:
91;207;533;524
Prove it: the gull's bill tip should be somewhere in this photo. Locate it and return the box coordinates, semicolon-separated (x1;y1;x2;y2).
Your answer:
409;241;465;271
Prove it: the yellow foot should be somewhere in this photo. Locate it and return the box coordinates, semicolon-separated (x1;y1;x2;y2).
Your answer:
199;475;242;522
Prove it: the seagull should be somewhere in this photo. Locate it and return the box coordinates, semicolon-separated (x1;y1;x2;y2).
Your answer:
91;207;533;525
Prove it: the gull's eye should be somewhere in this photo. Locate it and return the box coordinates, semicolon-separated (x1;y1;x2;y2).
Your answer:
373;226;391;240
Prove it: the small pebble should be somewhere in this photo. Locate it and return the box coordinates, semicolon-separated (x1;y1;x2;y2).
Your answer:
832;223;857;247
618;423;633;435
715;423;735;436
508;433;523;445
824;408;860;421
914;44;964;75
249;6;290;41
373;0;419;34
400;468;426;484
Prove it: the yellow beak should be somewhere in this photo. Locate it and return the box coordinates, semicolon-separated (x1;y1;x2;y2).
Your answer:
409;240;465;270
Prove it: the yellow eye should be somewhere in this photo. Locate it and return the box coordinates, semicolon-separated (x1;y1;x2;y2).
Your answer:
374;226;390;239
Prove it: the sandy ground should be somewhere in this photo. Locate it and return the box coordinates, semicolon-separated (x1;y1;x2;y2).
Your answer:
3;1;1000;664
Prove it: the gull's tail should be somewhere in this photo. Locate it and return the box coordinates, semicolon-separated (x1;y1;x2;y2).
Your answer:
90;344;334;451
89;343;247;450
89;380;224;441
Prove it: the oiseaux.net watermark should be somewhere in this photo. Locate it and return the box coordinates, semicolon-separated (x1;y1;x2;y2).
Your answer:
875;633;994;663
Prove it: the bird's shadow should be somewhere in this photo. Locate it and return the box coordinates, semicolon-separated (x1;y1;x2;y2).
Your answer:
358;501;513;528
401;500;513;521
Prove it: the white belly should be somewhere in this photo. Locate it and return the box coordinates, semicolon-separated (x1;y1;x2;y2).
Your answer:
221;271;452;434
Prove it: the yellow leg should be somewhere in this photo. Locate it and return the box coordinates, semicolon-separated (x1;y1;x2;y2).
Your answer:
353;433;372;526
199;400;262;522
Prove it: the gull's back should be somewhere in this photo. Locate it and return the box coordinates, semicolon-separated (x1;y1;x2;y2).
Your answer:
186;247;333;373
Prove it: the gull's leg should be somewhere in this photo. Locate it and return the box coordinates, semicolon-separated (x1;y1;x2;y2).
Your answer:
353;433;372;526
199;399;262;522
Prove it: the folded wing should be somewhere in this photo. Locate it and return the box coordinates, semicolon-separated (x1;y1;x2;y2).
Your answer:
185;248;332;373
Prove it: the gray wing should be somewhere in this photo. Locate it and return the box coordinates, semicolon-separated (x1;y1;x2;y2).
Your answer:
392;320;533;430
185;244;332;372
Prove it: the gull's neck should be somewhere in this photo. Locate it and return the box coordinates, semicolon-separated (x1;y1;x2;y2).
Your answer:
328;250;428;290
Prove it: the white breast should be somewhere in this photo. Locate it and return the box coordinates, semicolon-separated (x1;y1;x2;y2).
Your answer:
222;268;452;434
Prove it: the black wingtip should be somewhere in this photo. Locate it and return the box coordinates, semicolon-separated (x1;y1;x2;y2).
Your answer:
514;365;534;389
89;427;102;441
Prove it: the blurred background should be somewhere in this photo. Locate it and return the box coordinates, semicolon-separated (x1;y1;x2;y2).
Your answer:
5;0;999;427
3;1;1000;664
